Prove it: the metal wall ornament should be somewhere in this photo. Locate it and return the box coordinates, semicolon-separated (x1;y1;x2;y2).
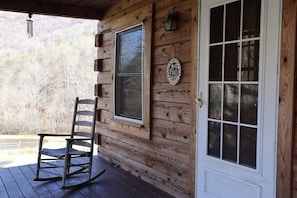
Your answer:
166;58;182;85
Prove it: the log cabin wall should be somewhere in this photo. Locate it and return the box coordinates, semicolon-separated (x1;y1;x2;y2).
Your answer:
94;0;197;197
93;0;297;197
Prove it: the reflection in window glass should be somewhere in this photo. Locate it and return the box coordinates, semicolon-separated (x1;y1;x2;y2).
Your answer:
224;43;239;81
210;6;224;43
240;127;257;168
225;1;241;41
209;45;222;81
115;25;143;120
223;84;238;122
241;85;258;125
223;124;237;163
243;0;261;39
208;121;221;158
208;84;222;119
241;41;259;81
116;76;142;119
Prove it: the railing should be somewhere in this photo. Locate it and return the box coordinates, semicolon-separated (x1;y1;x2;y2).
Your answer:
0;139;39;151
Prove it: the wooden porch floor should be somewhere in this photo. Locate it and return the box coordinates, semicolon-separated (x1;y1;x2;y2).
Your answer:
0;156;173;198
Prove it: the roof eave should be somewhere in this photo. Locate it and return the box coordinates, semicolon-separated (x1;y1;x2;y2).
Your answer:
0;0;106;20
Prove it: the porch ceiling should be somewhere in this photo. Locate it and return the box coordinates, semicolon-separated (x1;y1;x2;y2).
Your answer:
0;0;117;19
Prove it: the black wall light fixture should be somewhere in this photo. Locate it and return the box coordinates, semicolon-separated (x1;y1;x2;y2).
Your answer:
163;11;179;31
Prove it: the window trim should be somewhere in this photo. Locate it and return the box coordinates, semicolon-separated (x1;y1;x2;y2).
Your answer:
109;4;152;139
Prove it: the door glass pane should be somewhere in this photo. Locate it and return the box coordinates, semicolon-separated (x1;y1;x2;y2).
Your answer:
223;84;238;122
209;84;221;119
210;6;224;43
209;45;222;81
240;127;257;168
224;43;239;81
208;121;221;158
223;124;237;162
243;0;261;39
241;85;258;125
225;1;241;41
241;40;259;81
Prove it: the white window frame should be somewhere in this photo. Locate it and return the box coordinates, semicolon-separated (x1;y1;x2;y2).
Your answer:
113;23;144;126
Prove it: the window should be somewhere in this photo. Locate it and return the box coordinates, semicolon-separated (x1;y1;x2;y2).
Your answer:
109;4;152;139
114;24;144;124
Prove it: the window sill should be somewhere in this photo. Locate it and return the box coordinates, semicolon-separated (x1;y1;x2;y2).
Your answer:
112;116;144;128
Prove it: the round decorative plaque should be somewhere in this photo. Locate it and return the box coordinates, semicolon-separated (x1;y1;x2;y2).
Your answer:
166;58;181;85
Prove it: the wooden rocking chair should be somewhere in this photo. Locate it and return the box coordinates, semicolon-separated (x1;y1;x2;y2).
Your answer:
34;97;105;188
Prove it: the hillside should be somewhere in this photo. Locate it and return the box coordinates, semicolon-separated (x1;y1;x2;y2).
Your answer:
0;11;98;134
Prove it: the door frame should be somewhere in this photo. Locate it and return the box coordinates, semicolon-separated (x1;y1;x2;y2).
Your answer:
195;0;282;197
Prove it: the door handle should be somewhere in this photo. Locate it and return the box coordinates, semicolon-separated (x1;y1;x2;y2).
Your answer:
196;92;203;108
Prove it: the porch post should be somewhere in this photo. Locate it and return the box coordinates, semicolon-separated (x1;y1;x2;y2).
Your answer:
277;0;297;197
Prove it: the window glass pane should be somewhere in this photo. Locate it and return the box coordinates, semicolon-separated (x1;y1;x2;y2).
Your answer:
225;1;241;41
223;124;237;162
241;41;259;81
224;43;239;81
208;121;221;158
208;84;221;119
223;84;238;122
243;0;261;39
210;6;223;43
115;25;143;120
240;127;257;168
118;26;142;73
209;45;222;81
240;84;258;125
116;76;142;119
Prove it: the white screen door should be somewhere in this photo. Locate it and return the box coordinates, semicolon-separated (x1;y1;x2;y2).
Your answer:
196;0;280;197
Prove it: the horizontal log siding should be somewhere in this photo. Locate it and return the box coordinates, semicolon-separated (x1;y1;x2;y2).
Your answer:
95;0;196;197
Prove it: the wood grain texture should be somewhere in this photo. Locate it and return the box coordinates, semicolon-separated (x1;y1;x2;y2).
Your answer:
278;0;297;197
152;101;191;124
189;0;198;195
96;0;195;196
0;156;173;198
152;82;191;104
98;147;191;197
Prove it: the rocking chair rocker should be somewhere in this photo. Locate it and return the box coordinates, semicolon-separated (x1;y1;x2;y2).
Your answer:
34;97;105;188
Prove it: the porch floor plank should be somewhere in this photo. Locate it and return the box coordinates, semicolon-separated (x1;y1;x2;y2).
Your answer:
0;168;24;197
9;166;39;198
0;156;173;198
0;169;9;198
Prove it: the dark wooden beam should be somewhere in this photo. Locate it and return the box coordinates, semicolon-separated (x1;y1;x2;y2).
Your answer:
0;0;104;20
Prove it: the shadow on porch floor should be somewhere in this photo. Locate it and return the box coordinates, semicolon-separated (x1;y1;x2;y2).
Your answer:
0;156;173;198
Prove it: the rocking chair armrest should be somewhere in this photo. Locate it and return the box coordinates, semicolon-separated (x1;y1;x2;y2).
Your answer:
37;133;71;137
37;133;72;150
37;133;71;139
65;138;92;142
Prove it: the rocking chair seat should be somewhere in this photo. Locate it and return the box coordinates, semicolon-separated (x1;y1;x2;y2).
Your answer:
40;147;91;159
